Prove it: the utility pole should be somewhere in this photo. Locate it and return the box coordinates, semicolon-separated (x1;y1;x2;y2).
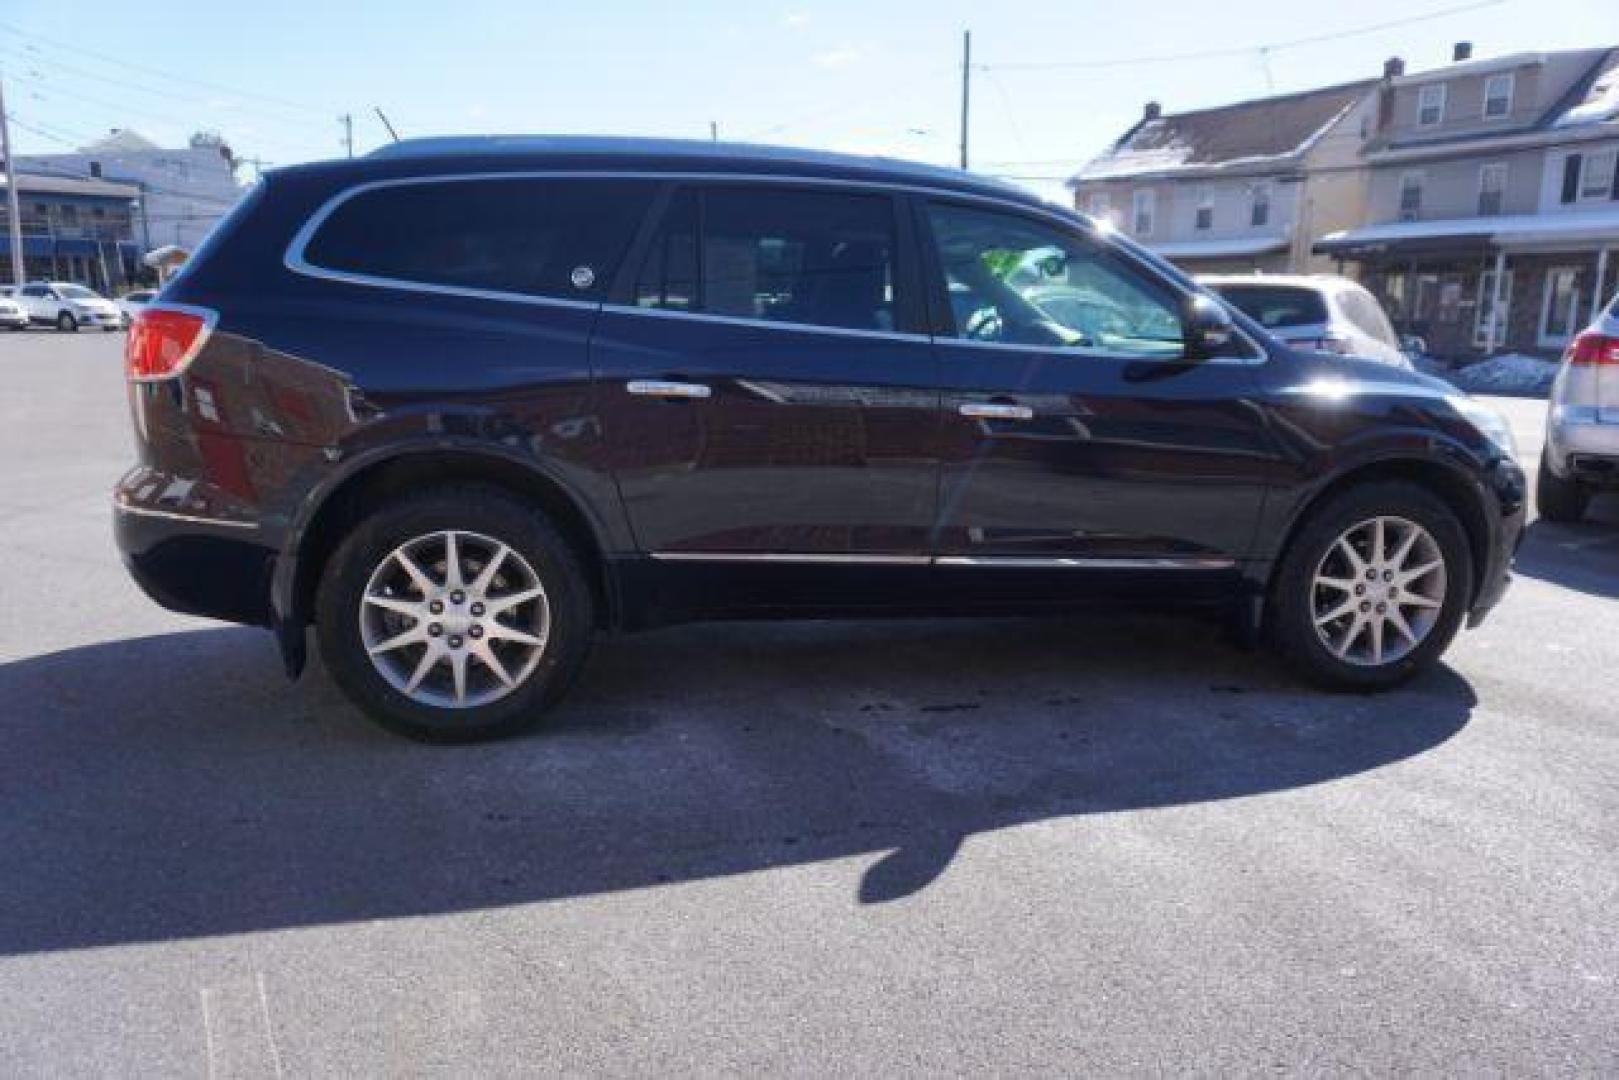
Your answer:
339;113;354;158
0;73;25;287
710;120;719;143
958;30;971;170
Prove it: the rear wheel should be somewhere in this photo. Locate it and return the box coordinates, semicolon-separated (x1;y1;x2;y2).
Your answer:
1536;453;1589;524
316;487;596;742
1270;482;1471;691
56;311;78;332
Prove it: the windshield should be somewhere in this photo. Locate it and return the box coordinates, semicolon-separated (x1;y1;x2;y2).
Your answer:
1210;284;1327;330
56;285;101;300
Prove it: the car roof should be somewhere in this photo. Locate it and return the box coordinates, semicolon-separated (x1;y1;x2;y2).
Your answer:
273;134;1044;208
1198;273;1361;293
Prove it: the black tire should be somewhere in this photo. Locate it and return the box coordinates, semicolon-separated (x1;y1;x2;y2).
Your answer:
1536;453;1589;524
1269;481;1473;692
316;486;596;742
56;310;78;332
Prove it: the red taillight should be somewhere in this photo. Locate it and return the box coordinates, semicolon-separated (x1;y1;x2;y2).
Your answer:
1566;331;1619;366
125;305;215;381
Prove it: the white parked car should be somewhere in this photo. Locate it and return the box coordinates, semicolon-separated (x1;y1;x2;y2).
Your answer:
1200;274;1412;369
0;287;26;331
1539;294;1619;523
116;289;158;327
15;281;124;332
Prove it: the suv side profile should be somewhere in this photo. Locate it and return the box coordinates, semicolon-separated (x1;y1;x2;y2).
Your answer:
116;138;1525;741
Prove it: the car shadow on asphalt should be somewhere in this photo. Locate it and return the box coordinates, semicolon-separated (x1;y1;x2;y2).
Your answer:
0;615;1476;955
1513;496;1619;600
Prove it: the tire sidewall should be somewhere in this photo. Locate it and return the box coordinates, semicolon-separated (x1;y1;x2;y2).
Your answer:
57;311;77;332
1270;482;1473;690
316;489;595;742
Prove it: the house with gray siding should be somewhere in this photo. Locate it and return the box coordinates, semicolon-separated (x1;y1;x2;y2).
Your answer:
1317;44;1619;358
1068;78;1379;275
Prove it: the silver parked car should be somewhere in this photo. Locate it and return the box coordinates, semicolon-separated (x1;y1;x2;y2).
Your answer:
1200;274;1413;369
1539;294;1619;523
0;287;27;330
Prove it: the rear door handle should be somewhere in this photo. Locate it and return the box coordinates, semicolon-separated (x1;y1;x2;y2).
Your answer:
627;379;712;400
958;401;1033;421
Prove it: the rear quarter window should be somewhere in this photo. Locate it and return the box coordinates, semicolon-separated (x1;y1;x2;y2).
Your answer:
1212;285;1327;329
298;177;657;300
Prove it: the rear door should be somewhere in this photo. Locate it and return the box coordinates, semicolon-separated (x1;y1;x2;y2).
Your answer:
593;181;938;564
918;198;1277;583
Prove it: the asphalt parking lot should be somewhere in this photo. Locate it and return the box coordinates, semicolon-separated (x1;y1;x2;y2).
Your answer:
1;330;1615;1074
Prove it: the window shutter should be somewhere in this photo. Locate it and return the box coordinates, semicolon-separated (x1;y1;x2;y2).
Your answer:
1561;155;1581;204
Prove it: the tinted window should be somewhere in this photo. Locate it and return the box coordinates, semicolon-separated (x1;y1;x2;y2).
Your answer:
1212;285;1328;330
1338;288;1399;348
303;178;656;299
633;189;698;312
702;187;897;332
22;285;49;298
927;202;1187;359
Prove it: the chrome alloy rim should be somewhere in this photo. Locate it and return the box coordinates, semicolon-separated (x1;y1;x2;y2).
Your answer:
1310;516;1447;668
359;530;550;709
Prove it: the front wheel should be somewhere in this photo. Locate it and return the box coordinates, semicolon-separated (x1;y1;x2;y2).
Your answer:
1536;454;1589;524
56;311;78;332
1269;482;1472;691
316;487;596;742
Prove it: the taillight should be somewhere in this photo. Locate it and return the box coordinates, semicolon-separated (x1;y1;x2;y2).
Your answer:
1566;331;1619;366
125;305;216;381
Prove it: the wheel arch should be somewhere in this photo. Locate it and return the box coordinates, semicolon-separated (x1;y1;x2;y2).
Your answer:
275;445;620;672
1265;456;1493;614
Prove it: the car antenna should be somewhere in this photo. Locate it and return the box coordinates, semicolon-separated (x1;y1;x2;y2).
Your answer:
373;107;401;143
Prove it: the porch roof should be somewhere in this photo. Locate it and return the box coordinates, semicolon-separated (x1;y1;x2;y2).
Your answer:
1316;209;1619;258
1147;234;1290;260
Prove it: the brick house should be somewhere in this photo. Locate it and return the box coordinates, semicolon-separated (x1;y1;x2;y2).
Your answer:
1068;79;1379;275
1316;44;1619;358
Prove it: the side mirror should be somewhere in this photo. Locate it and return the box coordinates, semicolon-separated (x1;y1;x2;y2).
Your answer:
1182;293;1234;361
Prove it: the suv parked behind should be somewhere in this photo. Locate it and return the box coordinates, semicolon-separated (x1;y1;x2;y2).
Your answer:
1537;295;1619;522
1200;274;1412;368
116;138;1525;741
17;281;124;331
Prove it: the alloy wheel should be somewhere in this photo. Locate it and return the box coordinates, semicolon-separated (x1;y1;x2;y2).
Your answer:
1310;515;1447;667
359;529;550;709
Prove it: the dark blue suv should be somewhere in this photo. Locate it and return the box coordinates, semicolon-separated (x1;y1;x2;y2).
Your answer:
115;137;1524;741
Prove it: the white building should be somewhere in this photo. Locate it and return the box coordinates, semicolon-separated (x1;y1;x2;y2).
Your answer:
20;129;245;252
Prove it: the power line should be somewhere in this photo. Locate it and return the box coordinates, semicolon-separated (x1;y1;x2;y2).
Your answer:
980;0;1507;72
0;18;328;116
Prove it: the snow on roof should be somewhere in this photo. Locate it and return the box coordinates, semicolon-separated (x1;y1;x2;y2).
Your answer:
1553;56;1619;128
1073;81;1375;184
78;129;161;154
1317;207;1619;251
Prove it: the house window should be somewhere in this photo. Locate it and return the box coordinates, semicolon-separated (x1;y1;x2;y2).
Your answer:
1132;189;1155;238
1484;74;1514;119
1250;185;1270;228
1477;163;1507;216
1418;84;1446;126
1194;189;1213;231
1084;191;1112;225
1398;173;1424;221
1580;149;1616;201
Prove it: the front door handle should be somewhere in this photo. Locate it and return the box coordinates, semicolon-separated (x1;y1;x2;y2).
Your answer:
958;401;1033;421
627;379;712;400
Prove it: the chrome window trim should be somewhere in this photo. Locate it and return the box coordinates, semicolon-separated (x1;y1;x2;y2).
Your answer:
648;551;1235;570
598;301;932;344
282;169;1268;365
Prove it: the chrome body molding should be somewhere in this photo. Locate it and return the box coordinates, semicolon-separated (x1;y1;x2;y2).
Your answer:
648;552;1236;570
113;501;260;530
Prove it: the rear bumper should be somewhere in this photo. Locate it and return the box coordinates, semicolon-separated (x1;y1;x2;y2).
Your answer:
1547;414;1619;486
113;500;276;627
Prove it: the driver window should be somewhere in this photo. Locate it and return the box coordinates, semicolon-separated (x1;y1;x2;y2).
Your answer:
927;202;1186;359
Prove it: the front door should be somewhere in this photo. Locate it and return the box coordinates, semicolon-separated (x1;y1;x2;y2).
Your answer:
594;182;938;565
917;198;1276;592
1539;266;1582;348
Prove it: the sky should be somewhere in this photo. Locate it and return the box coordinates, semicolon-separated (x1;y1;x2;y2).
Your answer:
1;0;1614;203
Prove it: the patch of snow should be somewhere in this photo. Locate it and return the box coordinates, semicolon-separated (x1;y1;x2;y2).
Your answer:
1319;206;1619;249
1553;67;1619;128
1431;353;1559;396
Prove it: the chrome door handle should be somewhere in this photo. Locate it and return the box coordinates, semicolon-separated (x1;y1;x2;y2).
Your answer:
958;401;1033;421
627;379;712;400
